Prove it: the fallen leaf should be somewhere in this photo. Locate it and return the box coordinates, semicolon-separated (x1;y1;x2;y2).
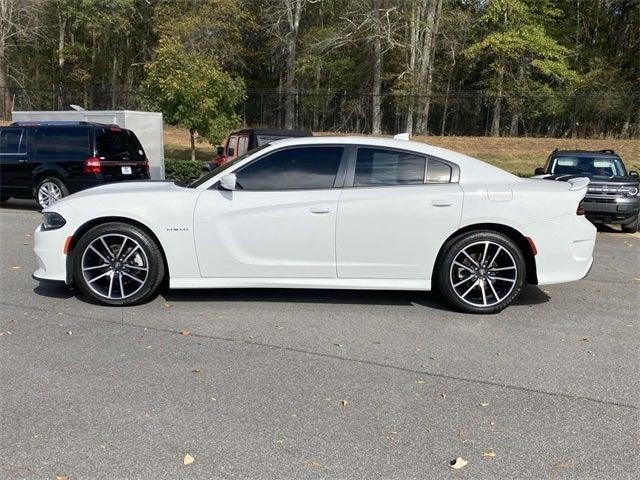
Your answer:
275;326;284;330
55;475;68;480
416;379;426;384
441;393;446;399
190;369;201;374
333;343;343;347
309;460;324;469
480;402;489;407
164;303;173;308
578;337;589;342
482;451;496;458
183;453;194;465
341;400;348;406
180;330;191;336
11;266;21;270
66;331;72;335
553;461;571;470
449;457;468;469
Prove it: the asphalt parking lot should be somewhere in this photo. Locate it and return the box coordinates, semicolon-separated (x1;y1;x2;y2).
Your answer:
0;199;638;480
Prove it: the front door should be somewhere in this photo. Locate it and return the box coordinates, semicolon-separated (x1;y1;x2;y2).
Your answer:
336;147;463;279
194;145;346;278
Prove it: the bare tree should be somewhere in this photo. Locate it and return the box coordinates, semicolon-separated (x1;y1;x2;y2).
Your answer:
0;0;41;118
265;0;316;129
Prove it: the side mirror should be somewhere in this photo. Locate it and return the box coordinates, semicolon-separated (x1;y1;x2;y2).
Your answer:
629;170;638;178
534;167;546;175
219;173;237;191
216;146;224;156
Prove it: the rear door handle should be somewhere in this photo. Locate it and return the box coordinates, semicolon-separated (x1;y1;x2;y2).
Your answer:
310;205;331;214
431;199;452;207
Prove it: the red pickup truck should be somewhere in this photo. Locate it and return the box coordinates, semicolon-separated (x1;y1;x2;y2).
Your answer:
211;128;312;168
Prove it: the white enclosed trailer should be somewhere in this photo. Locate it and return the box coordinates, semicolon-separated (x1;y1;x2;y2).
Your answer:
11;110;165;179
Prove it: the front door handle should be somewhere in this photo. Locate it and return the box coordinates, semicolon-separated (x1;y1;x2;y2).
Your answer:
431;199;452;207
310;205;331;214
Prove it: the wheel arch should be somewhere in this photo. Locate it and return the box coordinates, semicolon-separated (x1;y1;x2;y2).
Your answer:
65;216;169;284
31;165;69;192
433;223;538;285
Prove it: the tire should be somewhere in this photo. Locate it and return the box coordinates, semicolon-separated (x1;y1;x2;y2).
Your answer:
621;214;639;233
436;230;527;314
0;195;9;203
72;222;165;306
35;177;69;209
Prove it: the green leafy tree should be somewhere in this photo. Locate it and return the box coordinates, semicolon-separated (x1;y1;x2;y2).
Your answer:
142;38;245;160
464;0;576;136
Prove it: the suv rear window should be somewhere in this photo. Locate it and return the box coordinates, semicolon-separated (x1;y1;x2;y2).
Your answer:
31;127;89;158
96;128;146;161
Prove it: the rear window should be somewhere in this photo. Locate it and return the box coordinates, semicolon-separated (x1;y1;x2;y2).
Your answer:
0;129;26;154
31;127;89;158
96;128;146;161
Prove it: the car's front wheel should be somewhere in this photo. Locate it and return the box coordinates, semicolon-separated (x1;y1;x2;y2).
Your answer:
436;231;526;314
621;214;639;233
72;222;165;306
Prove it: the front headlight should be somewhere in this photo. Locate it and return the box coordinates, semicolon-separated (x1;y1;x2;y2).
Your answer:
42;212;66;231
625;186;639;196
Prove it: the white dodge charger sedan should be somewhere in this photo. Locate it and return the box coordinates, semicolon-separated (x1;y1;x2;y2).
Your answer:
33;136;596;313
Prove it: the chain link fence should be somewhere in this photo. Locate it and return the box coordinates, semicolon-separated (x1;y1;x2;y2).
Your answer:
2;86;638;138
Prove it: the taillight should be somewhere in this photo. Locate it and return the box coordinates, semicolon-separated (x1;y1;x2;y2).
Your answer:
577;200;585;215
83;156;102;174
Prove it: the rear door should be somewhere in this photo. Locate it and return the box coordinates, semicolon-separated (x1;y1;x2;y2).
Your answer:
0;128;30;194
95;127;148;179
30;126;90;180
336;147;463;280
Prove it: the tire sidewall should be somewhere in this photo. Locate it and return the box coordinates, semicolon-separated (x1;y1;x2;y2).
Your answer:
437;231;527;314
72;222;164;306
35;176;69;209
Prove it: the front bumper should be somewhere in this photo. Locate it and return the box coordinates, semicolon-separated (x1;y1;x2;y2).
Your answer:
33;223;72;283
583;195;640;224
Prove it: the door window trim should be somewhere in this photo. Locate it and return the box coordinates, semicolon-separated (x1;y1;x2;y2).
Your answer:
212;144;351;191
343;145;460;188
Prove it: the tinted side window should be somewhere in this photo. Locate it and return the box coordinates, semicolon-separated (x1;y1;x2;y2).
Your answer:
32;127;89;157
426;158;452;183
236;146;343;190
354;148;426;186
0;129;26;154
96;129;145;161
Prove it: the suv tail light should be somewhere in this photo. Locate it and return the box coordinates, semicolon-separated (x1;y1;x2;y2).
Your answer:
83;156;102;174
577;200;585;215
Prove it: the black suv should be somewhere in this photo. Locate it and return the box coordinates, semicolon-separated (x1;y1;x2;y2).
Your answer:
0;121;149;208
534;149;639;232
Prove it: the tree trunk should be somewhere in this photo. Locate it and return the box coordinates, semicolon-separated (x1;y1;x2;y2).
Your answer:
415;0;441;134
440;68;452;136
57;11;67;109
190;129;196;162
284;0;303;129
90;29;96;108
490;67;504;137
371;0;382;135
405;0;421;136
111;55;118;109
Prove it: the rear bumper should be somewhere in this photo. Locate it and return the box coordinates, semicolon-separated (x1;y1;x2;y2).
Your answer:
66;174;150;194
523;213;597;285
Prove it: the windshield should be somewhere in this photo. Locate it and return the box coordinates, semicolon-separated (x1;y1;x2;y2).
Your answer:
256;134;299;146
550;156;627;177
188;144;270;188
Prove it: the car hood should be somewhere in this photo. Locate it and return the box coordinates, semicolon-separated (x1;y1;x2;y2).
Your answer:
539;174;639;187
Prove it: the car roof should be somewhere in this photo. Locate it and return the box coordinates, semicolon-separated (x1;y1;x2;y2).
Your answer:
231;128;312;137
8;121;120;129
551;149;619;157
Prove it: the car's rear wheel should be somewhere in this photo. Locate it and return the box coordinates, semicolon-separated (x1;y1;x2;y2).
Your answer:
35;177;68;209
72;222;165;306
621;214;639;233
0;195;9;203
436;231;526;314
